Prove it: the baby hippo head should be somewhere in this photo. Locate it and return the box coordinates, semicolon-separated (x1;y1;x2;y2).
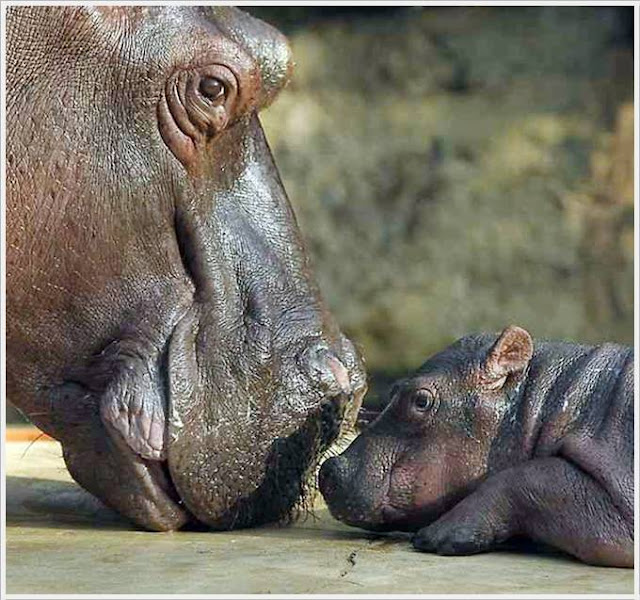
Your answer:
319;325;533;532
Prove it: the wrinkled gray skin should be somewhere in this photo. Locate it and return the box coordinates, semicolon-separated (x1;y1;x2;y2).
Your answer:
7;6;366;531
320;326;633;567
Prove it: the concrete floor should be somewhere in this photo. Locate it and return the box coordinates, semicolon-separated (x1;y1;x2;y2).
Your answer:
6;441;635;595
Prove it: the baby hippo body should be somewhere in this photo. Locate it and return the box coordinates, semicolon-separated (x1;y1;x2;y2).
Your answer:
320;326;634;567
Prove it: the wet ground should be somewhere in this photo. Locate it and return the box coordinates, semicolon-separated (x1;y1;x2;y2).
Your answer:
6;441;635;595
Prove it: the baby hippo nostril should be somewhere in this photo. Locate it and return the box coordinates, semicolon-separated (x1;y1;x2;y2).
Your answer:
318;456;346;498
299;343;352;397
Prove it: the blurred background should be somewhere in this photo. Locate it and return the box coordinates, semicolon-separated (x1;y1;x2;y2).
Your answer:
7;6;634;423
250;5;635;407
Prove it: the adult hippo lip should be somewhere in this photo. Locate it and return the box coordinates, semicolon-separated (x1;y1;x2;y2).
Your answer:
6;6;366;531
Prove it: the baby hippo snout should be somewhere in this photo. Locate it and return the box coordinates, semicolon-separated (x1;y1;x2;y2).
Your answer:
319;454;388;530
319;456;350;513
319;456;347;491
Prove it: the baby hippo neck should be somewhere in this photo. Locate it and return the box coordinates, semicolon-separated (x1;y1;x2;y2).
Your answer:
490;340;632;470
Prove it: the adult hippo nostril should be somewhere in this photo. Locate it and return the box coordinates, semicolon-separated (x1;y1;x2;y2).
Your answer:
298;342;353;399
325;354;353;397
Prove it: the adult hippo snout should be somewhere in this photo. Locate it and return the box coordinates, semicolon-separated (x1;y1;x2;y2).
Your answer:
7;6;366;531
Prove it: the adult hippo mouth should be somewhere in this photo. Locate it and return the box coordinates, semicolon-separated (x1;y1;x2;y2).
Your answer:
7;6;366;531
94;386;358;531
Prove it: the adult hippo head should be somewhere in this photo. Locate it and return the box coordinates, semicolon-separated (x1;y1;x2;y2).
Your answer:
6;6;366;531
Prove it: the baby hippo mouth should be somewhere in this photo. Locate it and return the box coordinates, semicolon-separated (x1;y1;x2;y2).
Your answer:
318;452;435;533
319;464;423;532
319;452;468;534
318;455;397;531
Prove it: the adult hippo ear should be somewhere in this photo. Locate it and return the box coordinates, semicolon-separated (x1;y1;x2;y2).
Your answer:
202;6;294;109
481;326;534;390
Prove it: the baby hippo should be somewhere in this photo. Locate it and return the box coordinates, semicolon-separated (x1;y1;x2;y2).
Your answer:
319;326;633;567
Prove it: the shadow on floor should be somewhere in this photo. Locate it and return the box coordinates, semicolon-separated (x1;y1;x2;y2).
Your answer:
7;474;571;565
7;476;129;531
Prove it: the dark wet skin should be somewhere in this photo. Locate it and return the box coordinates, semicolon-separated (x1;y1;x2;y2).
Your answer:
320;326;633;567
7;6;366;531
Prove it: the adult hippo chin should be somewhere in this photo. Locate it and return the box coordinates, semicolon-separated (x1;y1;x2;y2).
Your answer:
7;6;366;532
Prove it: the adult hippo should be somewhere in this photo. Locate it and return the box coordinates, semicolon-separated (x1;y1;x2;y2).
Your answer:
6;6;366;532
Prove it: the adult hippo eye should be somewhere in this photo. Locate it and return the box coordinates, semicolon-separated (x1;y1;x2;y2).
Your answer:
158;64;239;169
199;77;226;104
412;389;435;413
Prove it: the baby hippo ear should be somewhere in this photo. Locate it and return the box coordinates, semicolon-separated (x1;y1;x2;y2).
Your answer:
482;325;533;390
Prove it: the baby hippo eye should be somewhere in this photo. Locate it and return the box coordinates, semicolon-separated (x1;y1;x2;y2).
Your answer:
199;77;226;103
412;389;435;412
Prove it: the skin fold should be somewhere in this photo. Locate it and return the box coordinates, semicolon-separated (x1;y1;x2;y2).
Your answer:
7;6;366;531
320;325;633;567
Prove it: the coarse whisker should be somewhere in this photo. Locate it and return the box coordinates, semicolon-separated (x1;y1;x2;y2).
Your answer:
20;432;47;458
